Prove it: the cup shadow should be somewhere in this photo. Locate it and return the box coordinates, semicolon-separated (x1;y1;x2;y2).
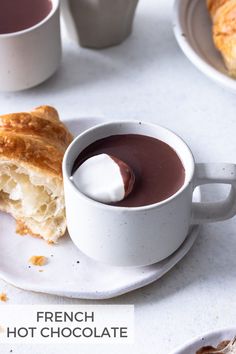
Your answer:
105;219;236;306
18;8;182;94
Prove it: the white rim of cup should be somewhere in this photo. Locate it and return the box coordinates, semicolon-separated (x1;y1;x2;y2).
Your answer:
63;121;195;212
0;0;59;38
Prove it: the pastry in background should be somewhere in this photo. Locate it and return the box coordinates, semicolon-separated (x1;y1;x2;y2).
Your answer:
0;105;73;243
207;0;236;77
207;0;228;19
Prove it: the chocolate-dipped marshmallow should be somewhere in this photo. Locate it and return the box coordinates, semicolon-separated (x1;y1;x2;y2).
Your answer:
71;154;135;203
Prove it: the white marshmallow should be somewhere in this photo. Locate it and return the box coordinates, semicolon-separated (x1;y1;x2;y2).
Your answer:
71;154;126;203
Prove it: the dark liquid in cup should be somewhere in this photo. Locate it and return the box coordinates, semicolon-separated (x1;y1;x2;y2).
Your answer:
0;0;52;34
72;134;186;207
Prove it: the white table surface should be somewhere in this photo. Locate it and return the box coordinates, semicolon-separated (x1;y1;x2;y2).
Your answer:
0;0;236;353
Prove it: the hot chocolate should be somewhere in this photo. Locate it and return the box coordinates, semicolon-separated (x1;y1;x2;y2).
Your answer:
72;134;185;207
0;0;52;35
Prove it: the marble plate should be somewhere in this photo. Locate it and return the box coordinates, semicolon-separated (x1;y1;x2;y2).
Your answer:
173;0;236;93
169;328;236;354
0;118;201;300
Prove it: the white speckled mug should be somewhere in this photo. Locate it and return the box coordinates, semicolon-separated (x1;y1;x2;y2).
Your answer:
0;0;61;91
63;121;236;266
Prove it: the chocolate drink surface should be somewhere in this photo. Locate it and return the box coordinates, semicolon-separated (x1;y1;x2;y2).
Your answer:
0;0;52;34
73;134;185;207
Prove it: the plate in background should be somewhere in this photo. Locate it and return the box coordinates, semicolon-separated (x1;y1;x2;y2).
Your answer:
173;0;236;93
169;327;236;354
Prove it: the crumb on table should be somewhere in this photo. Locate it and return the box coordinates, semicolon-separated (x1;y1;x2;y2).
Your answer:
29;256;47;266
0;292;8;302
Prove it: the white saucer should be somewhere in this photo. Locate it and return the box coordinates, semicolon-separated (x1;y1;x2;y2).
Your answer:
170;328;236;354
0;188;201;300
173;0;236;93
0;118;201;299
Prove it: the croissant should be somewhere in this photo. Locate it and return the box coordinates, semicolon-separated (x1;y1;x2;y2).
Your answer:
207;0;236;77
207;0;228;19
0;105;73;243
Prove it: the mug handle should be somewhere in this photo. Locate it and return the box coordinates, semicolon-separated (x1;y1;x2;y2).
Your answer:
191;163;236;224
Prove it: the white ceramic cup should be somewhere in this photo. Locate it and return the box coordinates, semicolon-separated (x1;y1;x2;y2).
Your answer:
0;0;61;92
63;121;236;266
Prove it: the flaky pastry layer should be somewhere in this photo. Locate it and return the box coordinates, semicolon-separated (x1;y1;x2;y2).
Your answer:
0;106;73;243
